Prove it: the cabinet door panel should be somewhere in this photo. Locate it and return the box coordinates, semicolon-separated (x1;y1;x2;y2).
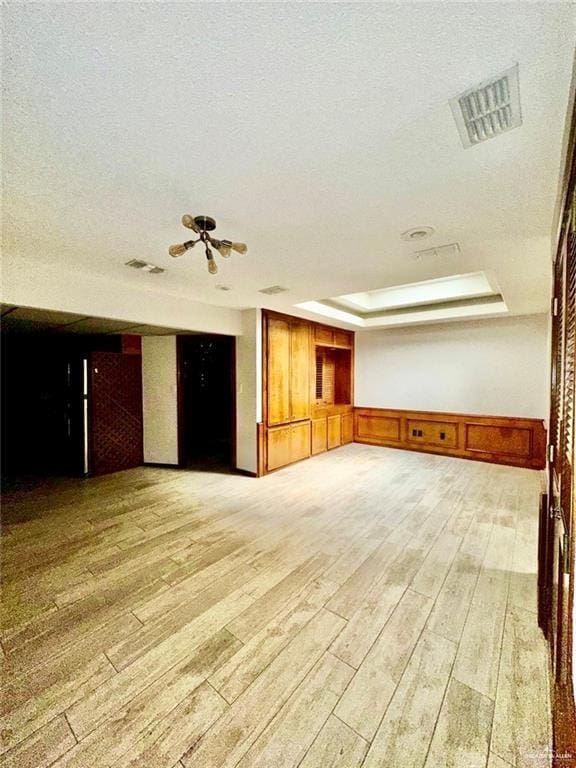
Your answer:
314;325;334;346
291;421;311;463
267;316;291;425
312;418;327;455
333;330;353;349
341;413;353;444
267;427;292;471
290;320;311;421
327;415;342;449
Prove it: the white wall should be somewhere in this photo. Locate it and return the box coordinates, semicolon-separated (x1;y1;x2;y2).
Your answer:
355;314;549;419
236;309;262;473
141;336;179;465
1;259;243;336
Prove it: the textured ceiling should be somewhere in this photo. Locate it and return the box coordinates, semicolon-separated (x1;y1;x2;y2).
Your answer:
2;3;575;327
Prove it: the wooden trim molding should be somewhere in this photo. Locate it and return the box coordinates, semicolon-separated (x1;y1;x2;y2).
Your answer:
256;422;266;477
354;407;547;470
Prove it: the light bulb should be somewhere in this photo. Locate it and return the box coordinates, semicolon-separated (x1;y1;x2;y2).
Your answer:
169;241;195;257
231;242;247;255
216;239;232;257
207;257;218;275
169;243;187;257
182;214;198;231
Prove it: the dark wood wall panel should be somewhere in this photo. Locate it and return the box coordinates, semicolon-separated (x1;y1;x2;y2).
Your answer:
354;407;546;470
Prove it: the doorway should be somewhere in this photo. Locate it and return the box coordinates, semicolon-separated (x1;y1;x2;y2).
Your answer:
177;334;236;471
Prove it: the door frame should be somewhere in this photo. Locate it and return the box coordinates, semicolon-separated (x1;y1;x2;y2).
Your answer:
176;334;237;470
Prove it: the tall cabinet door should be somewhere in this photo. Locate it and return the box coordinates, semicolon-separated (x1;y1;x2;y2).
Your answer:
266;315;291;425
290;320;311;421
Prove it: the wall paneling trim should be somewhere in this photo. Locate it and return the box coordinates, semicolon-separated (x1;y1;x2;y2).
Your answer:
354;407;546;469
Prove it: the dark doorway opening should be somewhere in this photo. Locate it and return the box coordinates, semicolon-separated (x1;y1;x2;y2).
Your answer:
177;335;236;471
1;335;87;486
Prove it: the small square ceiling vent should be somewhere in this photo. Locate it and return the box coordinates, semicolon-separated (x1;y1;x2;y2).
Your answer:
126;259;165;274
450;64;522;148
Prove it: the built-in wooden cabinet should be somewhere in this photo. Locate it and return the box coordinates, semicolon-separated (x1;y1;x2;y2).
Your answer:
289;320;311;422
327;415;342;449
266;315;291;426
311;418;327;455
314;325;353;349
266;421;312;471
262;310;354;473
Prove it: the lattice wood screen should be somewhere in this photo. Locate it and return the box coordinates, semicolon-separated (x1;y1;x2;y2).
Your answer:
89;351;143;476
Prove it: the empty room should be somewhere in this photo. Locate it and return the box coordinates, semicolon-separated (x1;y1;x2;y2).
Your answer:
1;2;575;767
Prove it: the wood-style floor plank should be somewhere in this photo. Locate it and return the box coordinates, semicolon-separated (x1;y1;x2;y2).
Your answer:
334;588;433;741
423;678;494;768
0;446;552;768
298;715;369;768
362;630;456;768
490;605;553;767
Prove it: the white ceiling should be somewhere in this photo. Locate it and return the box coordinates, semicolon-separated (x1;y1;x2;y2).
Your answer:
2;3;575;329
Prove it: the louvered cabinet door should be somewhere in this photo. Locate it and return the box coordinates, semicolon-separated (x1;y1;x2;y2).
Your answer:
266;315;291;426
290;320;311;421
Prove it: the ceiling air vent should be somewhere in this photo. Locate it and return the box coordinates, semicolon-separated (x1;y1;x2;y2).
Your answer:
126;259;165;274
413;243;461;260
450;64;522;148
258;286;288;295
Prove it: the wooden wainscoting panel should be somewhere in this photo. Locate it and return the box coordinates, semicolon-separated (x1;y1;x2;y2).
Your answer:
341;413;354;445
355;411;402;443
407;419;459;450
312;418;328;455
354;407;546;470
465;423;531;458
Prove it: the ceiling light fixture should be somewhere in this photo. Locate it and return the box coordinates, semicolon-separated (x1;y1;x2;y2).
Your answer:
169;215;247;275
401;226;434;242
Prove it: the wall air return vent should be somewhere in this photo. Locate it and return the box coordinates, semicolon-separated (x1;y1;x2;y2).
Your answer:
450;64;522;148
258;285;289;295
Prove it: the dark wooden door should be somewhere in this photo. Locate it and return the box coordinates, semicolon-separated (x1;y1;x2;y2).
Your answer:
89;351;143;476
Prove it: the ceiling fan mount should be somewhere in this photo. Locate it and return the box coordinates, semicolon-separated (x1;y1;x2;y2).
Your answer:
168;214;247;275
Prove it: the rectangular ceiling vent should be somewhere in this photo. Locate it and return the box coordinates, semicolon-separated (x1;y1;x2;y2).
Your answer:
413;243;461;260
450;64;522;148
126;259;165;274
258;285;288;295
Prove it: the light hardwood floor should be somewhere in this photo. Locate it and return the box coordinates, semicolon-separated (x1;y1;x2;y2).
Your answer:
1;444;552;768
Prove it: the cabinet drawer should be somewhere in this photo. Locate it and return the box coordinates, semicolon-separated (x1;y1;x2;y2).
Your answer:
311;418;327;455
327;415;342;449
333;330;352;348
407;419;458;449
314;325;334;346
341;413;353;444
